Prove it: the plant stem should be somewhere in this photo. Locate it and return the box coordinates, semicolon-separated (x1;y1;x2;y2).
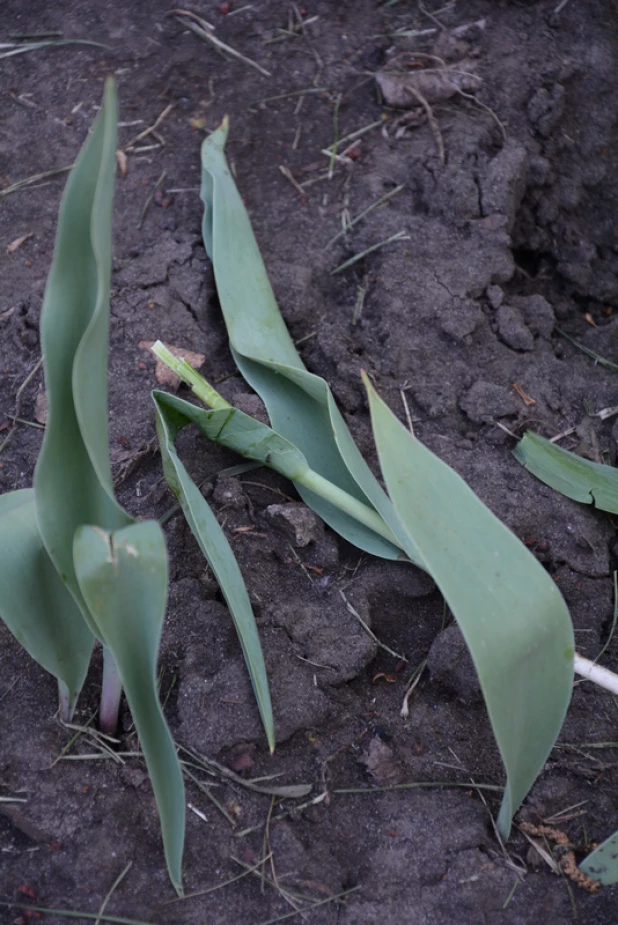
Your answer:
151;341;231;410
100;647;123;734
574;653;618;695
300;468;402;550
153;340;404;553
58;679;78;722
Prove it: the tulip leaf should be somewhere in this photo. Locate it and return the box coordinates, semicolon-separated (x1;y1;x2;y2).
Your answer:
200;120;418;564
153;391;275;752
34;77;131;635
581;829;618;885
513;431;618;515
0;490;92;715
365;377;574;838
73;521;185;895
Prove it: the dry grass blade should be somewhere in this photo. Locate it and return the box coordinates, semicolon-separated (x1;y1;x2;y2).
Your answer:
0;38;108;59
249;87;326;110
180;745;312;798
0;903;158;925
326;185;405;248
339;589;406;661
171;9;271;77
331;231;410;274
0;356;43;455
95;863;133;925
334;779;503;794
0;165;73;198
256;885;361;925
165;855;271;903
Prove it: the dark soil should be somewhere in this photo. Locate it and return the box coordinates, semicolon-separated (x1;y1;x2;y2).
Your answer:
2;1;618;922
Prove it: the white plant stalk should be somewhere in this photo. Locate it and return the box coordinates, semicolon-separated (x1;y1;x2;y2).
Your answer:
574;653;618;695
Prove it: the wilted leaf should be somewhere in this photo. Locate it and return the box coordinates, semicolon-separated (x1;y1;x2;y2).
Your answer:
365;377;574;839
513;431;618;515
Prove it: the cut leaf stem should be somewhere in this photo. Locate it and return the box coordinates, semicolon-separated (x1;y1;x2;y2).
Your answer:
574;653;618;695
151;341;231;410
299;468;402;550
152;346;404;553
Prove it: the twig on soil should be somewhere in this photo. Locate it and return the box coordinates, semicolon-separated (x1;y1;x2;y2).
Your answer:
50;711;97;767
543;800;589;825
321;119;383;158
400;658;427;717
179;745;312;798
374;25;437;39
124;105;173;152
188;802;209;823
455;86;508;142
256;888;361;925
334;778;503;793
0;356;44;456
165;855;272;904
249;87;326;110
331;231;410;275
182;765;237;826
232;856;360;925
328;94;342;179
138;170;167;228
326;184;405;248
228;4;256;15
0;39;108;60
550;404;618;443
418;0;448;30
95;863;133;925
352;282;368;325
171;9;271;77
0;165;73;198
339;590;406;661
0;904;157;925
405;85;445;162
278;165;306;200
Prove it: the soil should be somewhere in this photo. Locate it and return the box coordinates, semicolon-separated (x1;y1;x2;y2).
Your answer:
2;1;618;923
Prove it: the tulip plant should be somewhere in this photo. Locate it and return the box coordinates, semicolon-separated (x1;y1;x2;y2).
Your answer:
151;118;576;843
0;80;184;894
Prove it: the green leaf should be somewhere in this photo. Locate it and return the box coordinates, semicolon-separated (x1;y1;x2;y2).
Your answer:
580;829;618;885
152;391;275;752
365;378;574;838
200;120;418;564
513;431;618;515
0;490;93;715
34;77;131;634
154;391;310;481
73;521;185;895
